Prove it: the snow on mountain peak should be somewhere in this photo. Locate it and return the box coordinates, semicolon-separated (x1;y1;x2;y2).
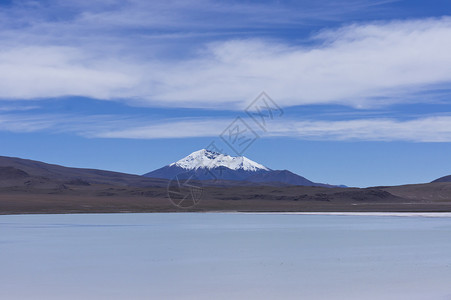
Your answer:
169;149;270;171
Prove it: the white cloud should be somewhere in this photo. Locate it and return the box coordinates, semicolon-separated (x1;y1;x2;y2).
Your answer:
147;17;451;109
0;47;138;99
1;1;451;110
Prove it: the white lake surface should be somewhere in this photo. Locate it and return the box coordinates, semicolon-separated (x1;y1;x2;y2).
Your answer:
1;213;451;300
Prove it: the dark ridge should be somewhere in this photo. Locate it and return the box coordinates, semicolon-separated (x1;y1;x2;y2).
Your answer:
432;175;451;183
65;178;91;186
144;166;335;187
0;167;30;179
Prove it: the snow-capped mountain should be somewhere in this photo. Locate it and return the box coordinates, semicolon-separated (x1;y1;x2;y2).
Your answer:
144;149;331;187
169;149;269;172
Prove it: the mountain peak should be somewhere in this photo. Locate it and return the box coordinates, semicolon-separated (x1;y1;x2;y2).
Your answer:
169;149;270;172
144;149;332;187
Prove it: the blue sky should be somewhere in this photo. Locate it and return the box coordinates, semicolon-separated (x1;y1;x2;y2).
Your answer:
1;0;451;187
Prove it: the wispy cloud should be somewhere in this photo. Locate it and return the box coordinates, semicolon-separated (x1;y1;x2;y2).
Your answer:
0;112;227;139
3;111;451;142
0;0;393;33
92;119;228;139
0;114;56;133
91;116;451;142
270;116;451;142
0;105;39;112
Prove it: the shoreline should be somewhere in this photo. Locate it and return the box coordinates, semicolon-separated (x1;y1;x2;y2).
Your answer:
2;211;451;217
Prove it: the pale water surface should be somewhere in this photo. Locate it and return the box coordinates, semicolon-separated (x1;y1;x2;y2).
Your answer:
1;213;451;300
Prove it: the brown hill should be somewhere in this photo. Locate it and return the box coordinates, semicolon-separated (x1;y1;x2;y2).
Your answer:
0;155;167;187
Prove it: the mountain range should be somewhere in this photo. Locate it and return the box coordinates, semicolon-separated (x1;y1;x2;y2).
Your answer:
2;152;451;214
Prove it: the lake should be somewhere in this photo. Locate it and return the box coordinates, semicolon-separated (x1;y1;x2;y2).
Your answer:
1;213;451;299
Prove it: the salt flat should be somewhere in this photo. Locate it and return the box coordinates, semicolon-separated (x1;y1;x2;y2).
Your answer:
250;212;451;217
1;213;451;300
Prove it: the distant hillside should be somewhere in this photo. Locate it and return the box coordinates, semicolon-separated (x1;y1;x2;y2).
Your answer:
0;156;167;188
246;170;332;187
432;175;451;183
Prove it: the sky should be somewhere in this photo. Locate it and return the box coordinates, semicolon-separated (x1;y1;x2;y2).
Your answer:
1;0;451;187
